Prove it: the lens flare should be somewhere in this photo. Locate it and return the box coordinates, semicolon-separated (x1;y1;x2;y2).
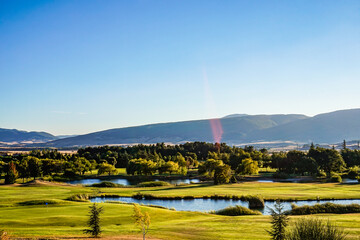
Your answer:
203;69;223;143
209;118;223;143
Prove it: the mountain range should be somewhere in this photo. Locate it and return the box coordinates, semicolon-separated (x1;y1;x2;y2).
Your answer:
1;108;360;148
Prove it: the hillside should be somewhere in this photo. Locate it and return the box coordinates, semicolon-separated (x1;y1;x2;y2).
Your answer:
44;114;307;147
0;128;57;143
249;109;360;143
3;109;360;148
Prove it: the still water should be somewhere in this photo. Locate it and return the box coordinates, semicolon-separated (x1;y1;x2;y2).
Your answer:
68;178;200;185
90;197;360;215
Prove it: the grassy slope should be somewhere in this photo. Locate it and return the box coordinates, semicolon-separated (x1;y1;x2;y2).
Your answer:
1;183;360;239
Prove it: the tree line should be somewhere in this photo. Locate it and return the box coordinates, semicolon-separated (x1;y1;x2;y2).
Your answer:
1;142;360;184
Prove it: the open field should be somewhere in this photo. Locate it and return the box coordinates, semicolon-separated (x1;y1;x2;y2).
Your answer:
0;182;360;239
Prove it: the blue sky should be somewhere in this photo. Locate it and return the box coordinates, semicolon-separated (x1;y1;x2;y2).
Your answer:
1;0;359;135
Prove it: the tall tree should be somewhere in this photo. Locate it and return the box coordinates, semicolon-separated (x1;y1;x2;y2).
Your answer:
84;203;103;237
5;161;18;184
267;201;289;240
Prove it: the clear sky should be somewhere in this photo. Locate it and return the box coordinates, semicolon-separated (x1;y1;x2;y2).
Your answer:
1;0;359;135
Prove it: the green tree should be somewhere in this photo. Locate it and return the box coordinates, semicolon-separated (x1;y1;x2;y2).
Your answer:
98;163;117;175
236;158;259;175
27;156;42;180
133;204;151;240
73;157;92;175
214;164;232;185
198;159;223;177
84;203;103;237
267;201;289;240
309;147;346;176
5;162;18;184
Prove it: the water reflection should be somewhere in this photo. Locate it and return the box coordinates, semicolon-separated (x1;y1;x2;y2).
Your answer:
68;178;200;185
90;197;360;215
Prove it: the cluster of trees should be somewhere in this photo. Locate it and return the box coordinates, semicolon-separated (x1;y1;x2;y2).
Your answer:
0;150;99;183
1;142;360;184
269;144;360;177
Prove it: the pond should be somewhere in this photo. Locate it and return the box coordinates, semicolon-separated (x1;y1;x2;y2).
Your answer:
90;197;360;215
68;178;201;186
256;178;359;184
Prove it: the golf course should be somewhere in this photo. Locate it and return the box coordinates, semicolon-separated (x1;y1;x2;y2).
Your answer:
1;180;360;239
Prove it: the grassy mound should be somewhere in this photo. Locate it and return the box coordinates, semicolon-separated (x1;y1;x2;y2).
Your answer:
137;181;170;187
214;205;262;216
90;181;124;188
290;202;360;215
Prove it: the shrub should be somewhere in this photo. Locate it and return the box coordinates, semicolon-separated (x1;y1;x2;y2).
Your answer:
287;218;347;240
215;205;261;216
137;181;170;187
91;181;122;188
290;203;360;215
248;196;265;209
67;194;90;202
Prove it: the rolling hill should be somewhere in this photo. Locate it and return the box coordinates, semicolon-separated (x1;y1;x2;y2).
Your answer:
249;109;360;143
0;128;57;143
2;108;360;148
43;114;308;147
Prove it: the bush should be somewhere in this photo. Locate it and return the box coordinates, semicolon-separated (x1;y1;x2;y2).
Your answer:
91;181;123;188
287;218;347;240
17;200;59;206
290;202;360;215
67;194;90;202
215;205;261;216
137;181;170;187
248;196;265;208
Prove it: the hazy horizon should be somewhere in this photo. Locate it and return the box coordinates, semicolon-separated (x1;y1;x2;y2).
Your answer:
1;0;359;135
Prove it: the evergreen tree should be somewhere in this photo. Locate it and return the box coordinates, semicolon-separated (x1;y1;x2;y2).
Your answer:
267;201;289;240
5;162;18;184
84;203;103;237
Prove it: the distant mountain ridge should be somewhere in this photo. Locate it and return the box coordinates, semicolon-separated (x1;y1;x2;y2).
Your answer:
2;108;360;147
43;114;308;147
0;128;57;143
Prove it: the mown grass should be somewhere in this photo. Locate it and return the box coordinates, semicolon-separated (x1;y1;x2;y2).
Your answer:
1;202;360;239
1;182;360;239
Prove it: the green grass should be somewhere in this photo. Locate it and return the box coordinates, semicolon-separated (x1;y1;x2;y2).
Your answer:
1;202;360;239
1;182;360;239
